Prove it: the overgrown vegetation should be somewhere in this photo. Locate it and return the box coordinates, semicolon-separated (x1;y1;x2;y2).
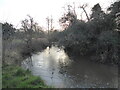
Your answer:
2;17;49;65
50;1;120;65
2;16;49;88
1;0;120;88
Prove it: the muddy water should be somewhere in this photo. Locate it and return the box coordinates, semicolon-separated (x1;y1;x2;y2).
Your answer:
22;46;118;88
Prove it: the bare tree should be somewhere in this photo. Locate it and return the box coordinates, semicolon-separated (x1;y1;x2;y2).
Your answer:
59;4;77;30
46;17;50;34
73;2;77;18
50;16;53;30
78;4;90;21
21;15;39;66
21;15;35;54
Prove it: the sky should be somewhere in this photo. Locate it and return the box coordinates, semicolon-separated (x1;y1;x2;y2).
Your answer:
0;0;116;30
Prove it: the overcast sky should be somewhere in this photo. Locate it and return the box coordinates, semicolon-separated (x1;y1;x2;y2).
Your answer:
0;0;116;29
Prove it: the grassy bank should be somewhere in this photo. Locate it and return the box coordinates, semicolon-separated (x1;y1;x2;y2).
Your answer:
2;30;50;88
2;65;50;88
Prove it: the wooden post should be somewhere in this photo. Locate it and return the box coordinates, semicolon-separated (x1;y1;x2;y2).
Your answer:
0;23;2;90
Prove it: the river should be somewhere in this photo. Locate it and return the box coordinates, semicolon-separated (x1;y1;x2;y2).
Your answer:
22;46;118;88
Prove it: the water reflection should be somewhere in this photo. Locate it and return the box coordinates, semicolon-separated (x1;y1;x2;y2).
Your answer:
22;46;118;88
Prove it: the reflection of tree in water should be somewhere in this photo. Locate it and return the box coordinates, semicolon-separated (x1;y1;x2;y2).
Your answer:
26;55;33;68
58;59;68;75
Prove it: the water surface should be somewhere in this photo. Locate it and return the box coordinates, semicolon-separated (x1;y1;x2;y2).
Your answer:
22;46;118;88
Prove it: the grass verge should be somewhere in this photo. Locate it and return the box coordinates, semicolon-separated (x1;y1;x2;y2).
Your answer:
2;65;51;88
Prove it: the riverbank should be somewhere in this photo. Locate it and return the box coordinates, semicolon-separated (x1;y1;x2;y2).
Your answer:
64;46;119;65
3;37;49;65
2;65;50;88
2;37;50;88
